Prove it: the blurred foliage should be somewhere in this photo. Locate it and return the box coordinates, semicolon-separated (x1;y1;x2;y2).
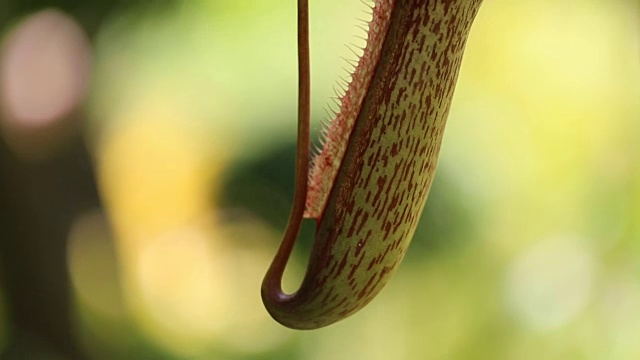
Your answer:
0;0;177;34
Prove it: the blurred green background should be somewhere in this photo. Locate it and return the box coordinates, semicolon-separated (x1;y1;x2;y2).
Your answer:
0;0;639;359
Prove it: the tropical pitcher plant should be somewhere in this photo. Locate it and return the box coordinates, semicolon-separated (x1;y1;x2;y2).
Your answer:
262;0;484;329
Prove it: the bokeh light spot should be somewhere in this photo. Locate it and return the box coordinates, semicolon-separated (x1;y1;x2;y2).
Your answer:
68;209;125;319
0;9;91;127
506;235;596;332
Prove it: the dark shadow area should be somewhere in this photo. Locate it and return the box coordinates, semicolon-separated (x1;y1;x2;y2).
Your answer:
0;135;100;359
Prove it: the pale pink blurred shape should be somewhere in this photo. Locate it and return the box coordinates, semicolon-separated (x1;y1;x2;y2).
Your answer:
0;8;92;128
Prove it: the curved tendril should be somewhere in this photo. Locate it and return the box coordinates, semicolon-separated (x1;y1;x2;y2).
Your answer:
261;0;311;303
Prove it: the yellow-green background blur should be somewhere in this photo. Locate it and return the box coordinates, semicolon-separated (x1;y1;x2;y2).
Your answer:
0;0;639;359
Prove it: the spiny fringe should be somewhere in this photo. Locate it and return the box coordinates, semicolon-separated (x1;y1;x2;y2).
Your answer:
306;0;395;219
